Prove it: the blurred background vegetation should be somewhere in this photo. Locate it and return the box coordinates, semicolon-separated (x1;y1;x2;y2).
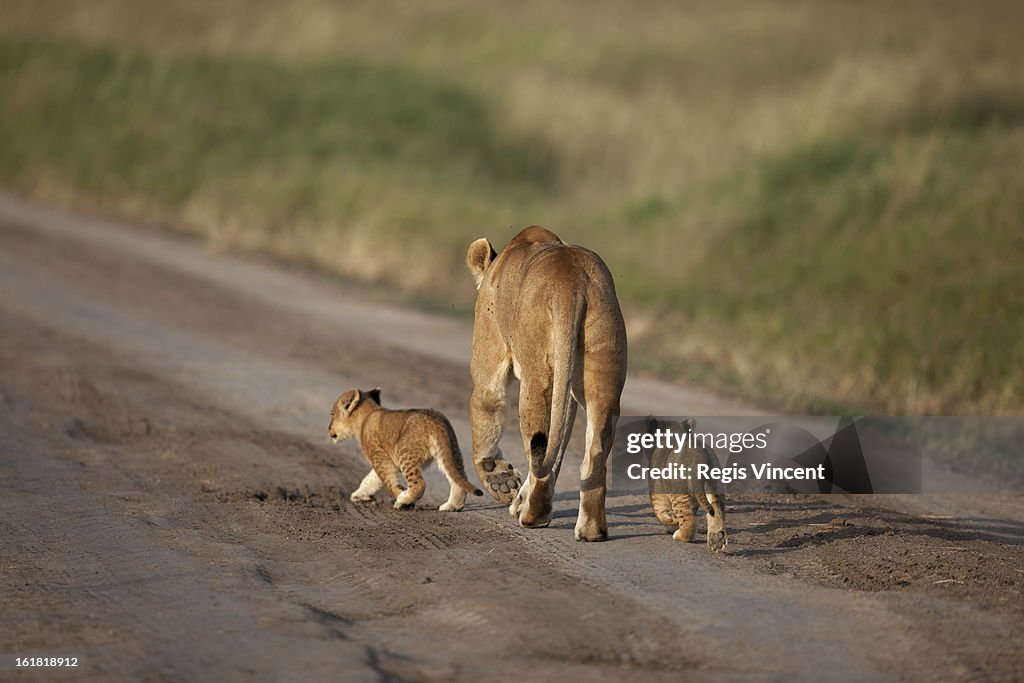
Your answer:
2;0;1022;415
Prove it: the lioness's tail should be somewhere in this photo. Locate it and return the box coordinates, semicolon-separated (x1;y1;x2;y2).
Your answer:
534;291;586;479
436;415;484;496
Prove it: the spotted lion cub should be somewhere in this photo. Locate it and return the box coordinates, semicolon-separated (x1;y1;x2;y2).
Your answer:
328;388;483;511
645;416;727;551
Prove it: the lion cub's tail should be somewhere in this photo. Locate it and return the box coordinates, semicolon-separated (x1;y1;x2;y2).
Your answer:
435;415;484;497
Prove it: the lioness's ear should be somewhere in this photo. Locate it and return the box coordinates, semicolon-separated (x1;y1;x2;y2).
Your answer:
682;417;696;431
367;388;381;405
466;238;496;290
343;389;361;415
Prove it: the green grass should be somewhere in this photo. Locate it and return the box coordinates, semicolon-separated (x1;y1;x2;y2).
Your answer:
1;1;1023;415
0;41;556;197
674;129;1023;413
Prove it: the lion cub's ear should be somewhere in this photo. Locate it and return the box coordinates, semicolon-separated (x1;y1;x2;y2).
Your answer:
466;238;497;290
367;387;382;405
681;417;697;431
342;389;362;415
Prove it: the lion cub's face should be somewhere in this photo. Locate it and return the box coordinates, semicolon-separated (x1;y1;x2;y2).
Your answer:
328;388;381;443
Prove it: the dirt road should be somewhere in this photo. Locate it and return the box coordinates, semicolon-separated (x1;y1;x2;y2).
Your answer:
1;194;1022;682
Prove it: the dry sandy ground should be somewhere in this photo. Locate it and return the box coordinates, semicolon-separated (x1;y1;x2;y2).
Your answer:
1;194;1022;682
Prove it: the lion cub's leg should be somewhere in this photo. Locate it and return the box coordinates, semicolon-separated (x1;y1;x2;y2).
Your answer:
369;452;405;502
439;482;468;512
436;453;468;512
393;449;427;510
650;492;677;528
703;492;727;552
351;469;383;502
669;493;697;543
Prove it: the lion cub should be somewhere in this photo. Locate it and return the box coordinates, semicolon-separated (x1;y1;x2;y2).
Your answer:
645;417;727;551
328;388;483;511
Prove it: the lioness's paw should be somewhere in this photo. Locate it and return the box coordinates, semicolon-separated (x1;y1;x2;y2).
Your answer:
480;458;521;505
518;481;553;528
509;476;532;517
707;530;727;552
574;519;608;542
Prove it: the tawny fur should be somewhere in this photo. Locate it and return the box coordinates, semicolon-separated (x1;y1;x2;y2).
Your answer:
645;417;727;551
328;388;483;511
466;227;627;541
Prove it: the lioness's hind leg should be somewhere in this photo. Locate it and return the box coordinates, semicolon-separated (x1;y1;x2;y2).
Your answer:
516;377;558;528
574;339;625;543
351;469;383;502
575;409;615;542
510;401;576;520
509;472;532;518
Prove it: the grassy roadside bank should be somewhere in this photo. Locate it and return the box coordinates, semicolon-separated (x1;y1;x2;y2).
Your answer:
2;2;1022;415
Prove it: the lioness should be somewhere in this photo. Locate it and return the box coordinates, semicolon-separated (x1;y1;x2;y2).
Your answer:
466;227;627;541
328;388;483;511
645;417;727;551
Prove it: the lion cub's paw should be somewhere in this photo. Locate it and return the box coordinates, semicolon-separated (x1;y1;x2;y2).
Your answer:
438;501;464;512
393;489;418;510
707;530;728;553
481;458;521;505
350;492;374;503
671;528;696;543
